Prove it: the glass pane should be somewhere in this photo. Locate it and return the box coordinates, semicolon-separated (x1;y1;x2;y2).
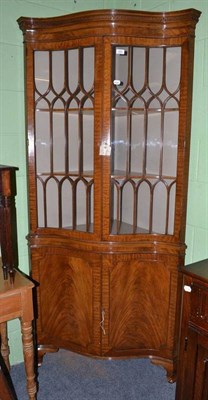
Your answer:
114;46;128;90
76;178;94;232
110;45;181;236
168;183;176;235
34;47;95;232
152;182;167;234
46;177;59;228
83;47;94;92
52;51;64;94
35;111;50;174
83;113;94;172
166;47;181;92
137;181;151;232
68;49;78;93
62;178;73;228
149;48;163;94
37;178;45;227
53;112;65;172
132;47;146;92
76;180;87;227
122;181;134;227
163;111;179;177
112;113;128;175
68;113;79;172
35;51;49;94
146;112;161;176
131;113;144;174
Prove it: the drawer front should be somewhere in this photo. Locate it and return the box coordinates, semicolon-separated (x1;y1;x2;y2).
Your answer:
188;281;208;332
0;294;21;322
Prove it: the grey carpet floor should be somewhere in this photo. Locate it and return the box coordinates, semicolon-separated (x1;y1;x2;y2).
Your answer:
11;349;176;399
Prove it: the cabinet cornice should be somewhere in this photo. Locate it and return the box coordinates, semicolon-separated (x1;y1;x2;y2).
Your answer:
17;8;201;42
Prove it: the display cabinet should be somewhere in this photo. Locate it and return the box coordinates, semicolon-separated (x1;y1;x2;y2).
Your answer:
18;9;200;381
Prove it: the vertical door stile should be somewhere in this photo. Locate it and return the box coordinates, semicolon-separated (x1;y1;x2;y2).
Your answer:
101;37;113;239
78;47;84;176
101;254;111;355
92;36;105;239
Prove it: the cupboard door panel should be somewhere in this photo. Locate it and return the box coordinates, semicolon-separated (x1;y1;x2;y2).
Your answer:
194;335;208;400
180;328;198;400
33;249;101;355
102;255;177;356
178;328;208;400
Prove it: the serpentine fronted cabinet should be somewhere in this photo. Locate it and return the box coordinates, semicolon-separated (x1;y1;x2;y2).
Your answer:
18;9;200;381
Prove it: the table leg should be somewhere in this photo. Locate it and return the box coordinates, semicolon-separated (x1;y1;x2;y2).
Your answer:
0;322;10;370
21;320;37;400
0;366;16;400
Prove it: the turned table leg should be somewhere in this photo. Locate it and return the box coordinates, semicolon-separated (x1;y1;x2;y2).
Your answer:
21;320;37;400
0;322;10;370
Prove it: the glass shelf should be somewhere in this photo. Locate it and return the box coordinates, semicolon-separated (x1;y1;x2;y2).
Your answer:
37;171;94;178
36;108;94;114
111;221;150;235
62;223;93;233
111;108;179;116
111;170;176;180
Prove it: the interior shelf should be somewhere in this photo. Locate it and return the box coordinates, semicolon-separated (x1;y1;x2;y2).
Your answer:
111;107;179;116
111;171;176;180
36;108;94;114
62;223;94;233
37;171;94;178
111;220;150;235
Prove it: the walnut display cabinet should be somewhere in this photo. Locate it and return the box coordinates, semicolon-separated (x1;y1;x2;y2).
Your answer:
18;9;200;381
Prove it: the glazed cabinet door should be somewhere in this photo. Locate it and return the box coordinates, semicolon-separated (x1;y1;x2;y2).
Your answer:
32;247;102;356
102;36;185;241
101;254;179;361
28;37;103;240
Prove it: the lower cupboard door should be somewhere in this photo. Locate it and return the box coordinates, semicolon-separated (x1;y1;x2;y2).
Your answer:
101;254;178;357
192;332;208;400
33;248;102;356
177;329;208;400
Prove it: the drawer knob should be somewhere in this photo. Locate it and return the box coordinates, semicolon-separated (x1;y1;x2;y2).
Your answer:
184;285;192;293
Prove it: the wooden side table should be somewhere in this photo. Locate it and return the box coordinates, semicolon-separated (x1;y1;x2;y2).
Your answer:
0;350;17;400
0;269;37;400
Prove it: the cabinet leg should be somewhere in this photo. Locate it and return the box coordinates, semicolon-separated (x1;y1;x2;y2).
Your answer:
0;322;10;371
151;358;176;383
37;344;59;367
21;320;37;400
